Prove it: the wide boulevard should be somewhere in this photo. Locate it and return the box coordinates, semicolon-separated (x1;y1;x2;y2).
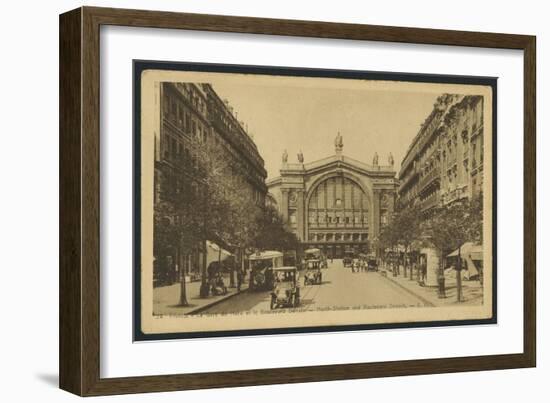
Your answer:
200;259;428;314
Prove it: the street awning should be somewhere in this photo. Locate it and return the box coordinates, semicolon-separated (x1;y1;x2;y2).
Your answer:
447;242;483;260
206;240;233;260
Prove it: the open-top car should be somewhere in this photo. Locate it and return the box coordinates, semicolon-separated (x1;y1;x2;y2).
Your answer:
270;266;300;309
304;247;327;268
304;259;322;285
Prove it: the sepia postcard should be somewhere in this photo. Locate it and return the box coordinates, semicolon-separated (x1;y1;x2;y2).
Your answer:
135;62;495;340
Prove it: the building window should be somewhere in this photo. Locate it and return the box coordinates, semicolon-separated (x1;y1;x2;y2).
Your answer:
171;99;177;116
185;113;191;132
480;138;484;164
171;137;177;159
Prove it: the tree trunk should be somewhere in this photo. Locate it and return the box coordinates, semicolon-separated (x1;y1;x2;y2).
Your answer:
178;241;189;306
409;249;414;281
437;248;446;298
402;251;407;278
229;246;236;288
241;249;245;278
179;264;189;306
404;246;409;279
229;265;236;288
456;245;464;302
200;239;209;297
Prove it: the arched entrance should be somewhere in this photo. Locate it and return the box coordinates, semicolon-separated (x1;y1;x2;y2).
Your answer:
304;174;372;257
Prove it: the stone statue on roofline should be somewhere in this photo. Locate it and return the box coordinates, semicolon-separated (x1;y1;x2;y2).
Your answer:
334;131;343;153
373;152;379;166
282;149;288;164
388;152;394;166
297;150;304;163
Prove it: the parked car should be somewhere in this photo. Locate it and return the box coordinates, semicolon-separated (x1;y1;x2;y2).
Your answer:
270;266;300;309
304;259;322;285
367;258;379;272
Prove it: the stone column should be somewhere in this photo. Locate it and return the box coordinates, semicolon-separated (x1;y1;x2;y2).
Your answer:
296;190;305;241
372;189;381;239
281;189;289;223
387;191;395;215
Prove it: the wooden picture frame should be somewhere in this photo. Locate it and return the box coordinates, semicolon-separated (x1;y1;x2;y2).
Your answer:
59;6;536;396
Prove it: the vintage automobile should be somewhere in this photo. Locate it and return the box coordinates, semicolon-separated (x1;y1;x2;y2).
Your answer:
304;259;322;285
270;266;301;309
367;257;379;272
343;250;355;267
248;251;284;291
304;248;327;268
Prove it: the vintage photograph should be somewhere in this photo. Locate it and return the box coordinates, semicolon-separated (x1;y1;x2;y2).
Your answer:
136;65;495;338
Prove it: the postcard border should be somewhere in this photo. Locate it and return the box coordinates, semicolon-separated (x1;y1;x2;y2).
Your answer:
133;60;498;342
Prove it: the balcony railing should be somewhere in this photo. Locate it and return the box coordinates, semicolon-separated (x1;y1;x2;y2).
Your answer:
441;185;468;205
418;168;440;191
421;192;440;211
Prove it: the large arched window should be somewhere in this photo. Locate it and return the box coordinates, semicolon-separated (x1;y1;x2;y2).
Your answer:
307;177;369;230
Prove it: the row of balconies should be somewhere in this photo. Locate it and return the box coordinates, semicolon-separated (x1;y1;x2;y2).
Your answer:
399;169;419;191
420;191;440;211
209;114;265;173
418;167;440;192
441;185;469;205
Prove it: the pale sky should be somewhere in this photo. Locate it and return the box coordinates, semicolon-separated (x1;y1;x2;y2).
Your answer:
210;80;439;179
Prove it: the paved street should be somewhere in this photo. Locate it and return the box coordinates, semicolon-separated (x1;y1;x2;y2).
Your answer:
199;259;428;315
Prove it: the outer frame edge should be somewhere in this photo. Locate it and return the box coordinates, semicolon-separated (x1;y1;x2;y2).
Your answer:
62;6;537;396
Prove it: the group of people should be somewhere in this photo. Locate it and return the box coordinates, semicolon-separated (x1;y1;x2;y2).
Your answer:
351;258;368;273
383;257;428;285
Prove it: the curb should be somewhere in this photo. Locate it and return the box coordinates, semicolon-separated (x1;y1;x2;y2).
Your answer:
187;287;249;315
379;272;436;307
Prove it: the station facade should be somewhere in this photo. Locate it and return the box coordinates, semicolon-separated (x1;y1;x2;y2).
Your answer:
267;136;398;258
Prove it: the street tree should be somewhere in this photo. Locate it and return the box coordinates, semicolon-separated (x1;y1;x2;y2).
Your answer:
420;194;483;301
254;205;299;252
379;211;400;274
394;203;422;279
155;135;239;303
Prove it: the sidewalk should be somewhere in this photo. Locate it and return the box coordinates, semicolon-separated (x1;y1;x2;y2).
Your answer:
153;275;249;316
379;268;484;307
